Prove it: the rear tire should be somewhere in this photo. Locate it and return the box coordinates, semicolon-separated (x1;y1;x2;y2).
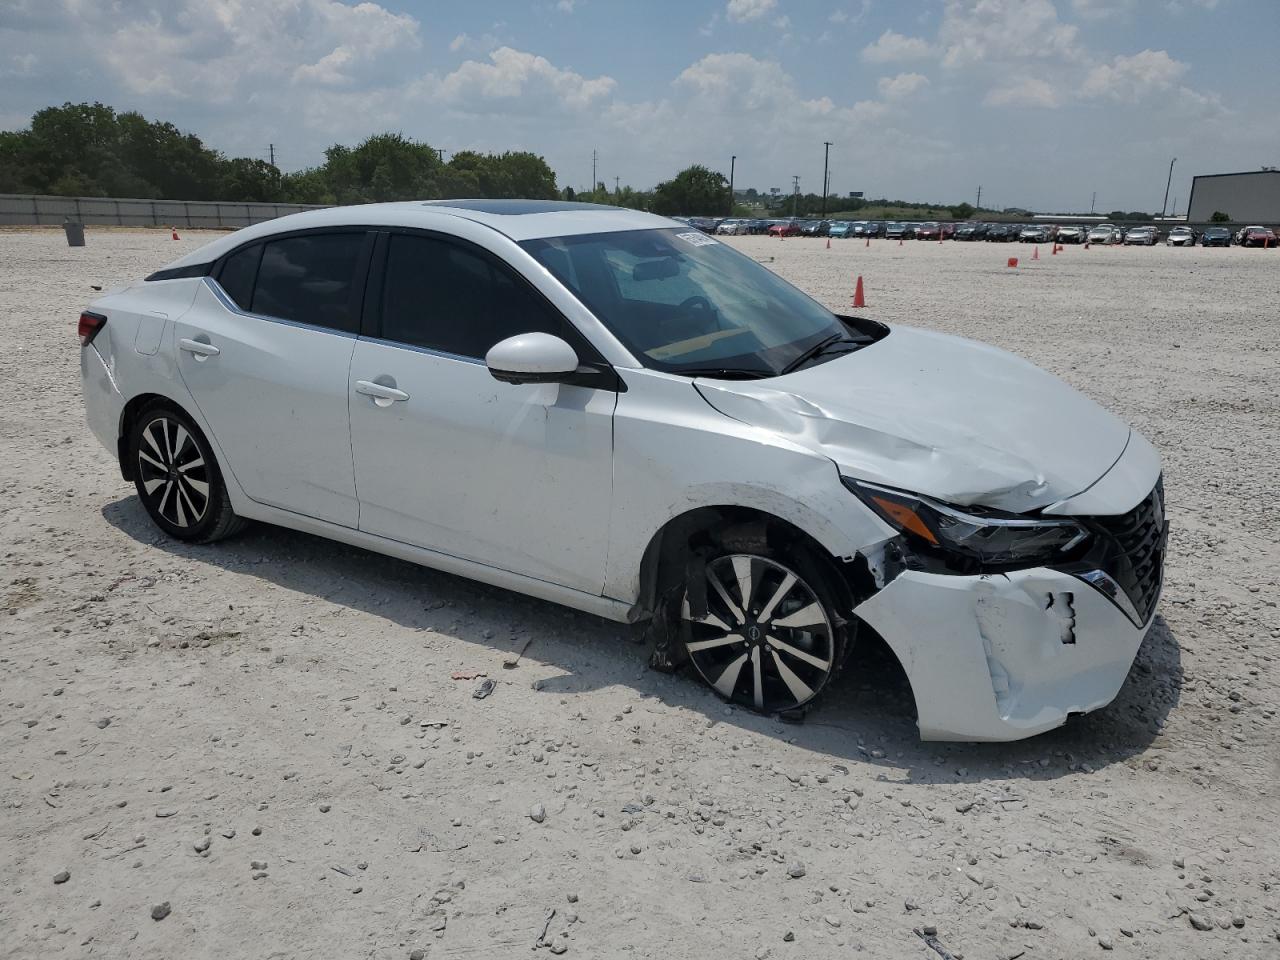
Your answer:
129;403;245;543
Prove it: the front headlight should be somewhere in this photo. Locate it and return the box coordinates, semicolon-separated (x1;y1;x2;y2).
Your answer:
845;479;1089;567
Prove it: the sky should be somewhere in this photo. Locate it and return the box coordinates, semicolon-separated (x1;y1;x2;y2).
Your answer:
2;0;1277;212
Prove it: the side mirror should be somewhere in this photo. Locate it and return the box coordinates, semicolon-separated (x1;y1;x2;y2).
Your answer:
486;332;579;385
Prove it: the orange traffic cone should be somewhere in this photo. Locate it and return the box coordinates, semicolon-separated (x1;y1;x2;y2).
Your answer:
865;237;870;248
171;227;180;240
898;237;903;246
1032;245;1039;260
1084;241;1090;249
852;275;866;308
1051;244;1058;255
826;236;831;249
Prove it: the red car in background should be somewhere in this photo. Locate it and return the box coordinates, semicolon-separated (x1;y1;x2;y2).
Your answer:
940;222;957;239
1238;225;1277;247
767;220;802;237
915;221;941;240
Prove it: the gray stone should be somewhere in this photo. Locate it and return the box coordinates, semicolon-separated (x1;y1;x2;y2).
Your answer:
787;862;806;879
530;803;546;823
151;901;171;921
53;870;70;884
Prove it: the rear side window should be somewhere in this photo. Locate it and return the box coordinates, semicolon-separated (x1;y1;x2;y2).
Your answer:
380;233;568;359
250;233;366;333
216;244;262;311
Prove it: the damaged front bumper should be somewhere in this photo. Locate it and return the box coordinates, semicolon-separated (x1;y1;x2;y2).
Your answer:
854;565;1153;741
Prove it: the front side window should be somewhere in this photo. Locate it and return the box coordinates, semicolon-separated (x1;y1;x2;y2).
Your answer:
521;228;855;377
379;233;569;360
250;233;365;333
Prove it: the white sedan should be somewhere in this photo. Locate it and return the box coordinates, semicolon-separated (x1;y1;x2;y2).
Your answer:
79;200;1166;740
715;219;749;235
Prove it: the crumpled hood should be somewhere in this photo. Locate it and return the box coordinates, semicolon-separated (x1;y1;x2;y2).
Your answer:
695;325;1130;513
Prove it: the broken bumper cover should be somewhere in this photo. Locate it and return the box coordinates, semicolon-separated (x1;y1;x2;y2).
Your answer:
854;566;1152;741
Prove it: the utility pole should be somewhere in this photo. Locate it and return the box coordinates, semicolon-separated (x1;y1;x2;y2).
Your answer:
728;155;736;216
976;185;982;210
792;175;800;217
269;143;276;167
591;149;597;194
821;142;832;219
1091;191;1096;215
614;176;620;197
1161;157;1176;218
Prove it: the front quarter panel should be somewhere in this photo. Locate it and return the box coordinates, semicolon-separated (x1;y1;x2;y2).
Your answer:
605;369;895;604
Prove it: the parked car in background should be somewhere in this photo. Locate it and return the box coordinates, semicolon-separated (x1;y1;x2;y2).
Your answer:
688;217;720;234
1055;225;1086;244
767;220;802;237
827;221;853;239
884;221;906;239
80;198;1167;740
1124;226;1158;246
716;219;748;236
1238;225;1277;247
915;222;941;241
953;222;988;241
1165;226;1197;247
902;222;922;239
1200;226;1232;247
984;223;1015;242
940;222;957;240
865;221;885;238
1087;224;1122;245
748;219;770;234
800;220;831;237
1019;224;1052;243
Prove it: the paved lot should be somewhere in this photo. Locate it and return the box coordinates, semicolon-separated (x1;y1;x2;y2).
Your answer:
2;227;1277;958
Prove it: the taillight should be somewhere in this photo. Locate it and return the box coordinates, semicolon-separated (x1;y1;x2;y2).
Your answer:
78;311;107;346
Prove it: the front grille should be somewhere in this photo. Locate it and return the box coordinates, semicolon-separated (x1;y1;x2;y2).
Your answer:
1089;478;1167;623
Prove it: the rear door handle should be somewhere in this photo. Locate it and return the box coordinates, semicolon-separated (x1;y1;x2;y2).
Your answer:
355;379;410;403
178;338;220;358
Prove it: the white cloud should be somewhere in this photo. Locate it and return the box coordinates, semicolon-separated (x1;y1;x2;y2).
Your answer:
984;77;1061;108
1070;0;1137;19
829;9;848;23
449;34;469;52
556;0;577;12
878;72;930;100
434;47;616;111
1081;49;1188;101
939;0;1081;68
725;0;777;24
861;29;934;63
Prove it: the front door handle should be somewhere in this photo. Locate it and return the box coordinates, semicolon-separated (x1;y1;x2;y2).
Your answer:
179;337;220;358
355;379;410;404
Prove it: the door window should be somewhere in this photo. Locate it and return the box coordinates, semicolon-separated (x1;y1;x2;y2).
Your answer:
216;243;262;311
250;233;366;333
380;233;569;359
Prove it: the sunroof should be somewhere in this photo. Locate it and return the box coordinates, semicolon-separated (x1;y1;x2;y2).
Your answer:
421;199;621;216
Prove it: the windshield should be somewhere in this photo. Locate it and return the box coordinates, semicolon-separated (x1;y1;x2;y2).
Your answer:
521;228;857;377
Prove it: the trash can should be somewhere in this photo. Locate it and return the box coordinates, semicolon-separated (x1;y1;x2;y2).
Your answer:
63;219;85;247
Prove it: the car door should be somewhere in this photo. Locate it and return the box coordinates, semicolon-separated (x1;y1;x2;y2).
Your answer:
174;230;372;527
348;230;617;595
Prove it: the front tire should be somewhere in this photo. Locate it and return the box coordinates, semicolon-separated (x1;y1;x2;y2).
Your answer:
129;403;244;543
679;549;848;716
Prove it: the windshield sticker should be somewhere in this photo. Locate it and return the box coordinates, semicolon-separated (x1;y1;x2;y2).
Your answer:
675;231;718;247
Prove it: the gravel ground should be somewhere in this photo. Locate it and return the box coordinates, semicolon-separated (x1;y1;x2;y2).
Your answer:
2;227;1277;959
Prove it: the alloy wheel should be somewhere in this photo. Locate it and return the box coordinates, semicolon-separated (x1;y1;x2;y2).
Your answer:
683;554;835;714
136;416;210;529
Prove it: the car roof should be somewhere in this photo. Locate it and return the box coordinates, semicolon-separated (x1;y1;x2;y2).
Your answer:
159;200;678;270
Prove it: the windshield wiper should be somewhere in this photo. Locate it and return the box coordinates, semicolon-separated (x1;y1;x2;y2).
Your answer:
779;333;854;375
678;366;774;380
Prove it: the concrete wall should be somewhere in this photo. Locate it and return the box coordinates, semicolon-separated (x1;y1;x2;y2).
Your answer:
1186;171;1280;224
0;194;328;229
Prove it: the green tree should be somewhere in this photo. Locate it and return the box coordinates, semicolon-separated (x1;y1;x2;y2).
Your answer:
651;165;728;216
948;202;975;220
1210;210;1231;223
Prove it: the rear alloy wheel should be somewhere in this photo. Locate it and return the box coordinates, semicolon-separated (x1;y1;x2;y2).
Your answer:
130;405;244;543
681;553;841;715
